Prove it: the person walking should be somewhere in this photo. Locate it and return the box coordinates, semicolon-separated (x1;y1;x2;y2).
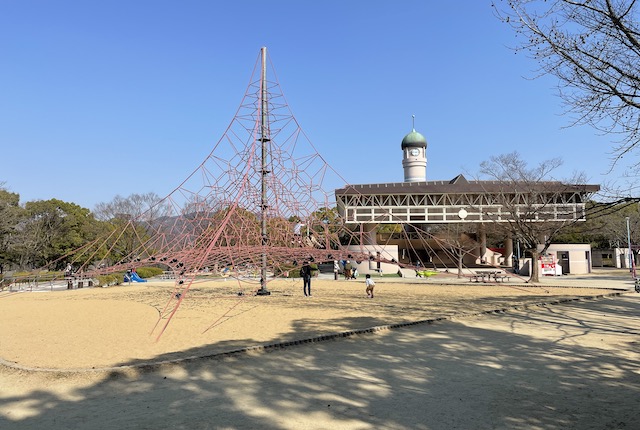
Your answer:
300;261;312;296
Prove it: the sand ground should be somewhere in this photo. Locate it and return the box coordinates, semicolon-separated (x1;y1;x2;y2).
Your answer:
1;270;639;429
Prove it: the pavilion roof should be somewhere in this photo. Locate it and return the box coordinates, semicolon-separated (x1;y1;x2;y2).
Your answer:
335;174;600;196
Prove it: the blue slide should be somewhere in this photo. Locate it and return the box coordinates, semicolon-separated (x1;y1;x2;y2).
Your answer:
124;272;147;282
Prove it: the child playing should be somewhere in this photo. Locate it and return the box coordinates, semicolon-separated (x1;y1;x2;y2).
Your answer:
365;274;375;298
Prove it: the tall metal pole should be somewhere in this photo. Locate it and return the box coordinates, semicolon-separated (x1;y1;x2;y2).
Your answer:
256;47;271;295
626;217;635;278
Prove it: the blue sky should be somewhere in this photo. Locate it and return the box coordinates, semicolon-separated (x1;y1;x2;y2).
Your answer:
0;0;628;209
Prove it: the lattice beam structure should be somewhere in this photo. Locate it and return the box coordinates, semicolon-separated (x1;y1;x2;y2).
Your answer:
336;176;600;224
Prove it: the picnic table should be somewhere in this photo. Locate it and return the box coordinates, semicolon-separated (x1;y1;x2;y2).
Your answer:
470;271;511;283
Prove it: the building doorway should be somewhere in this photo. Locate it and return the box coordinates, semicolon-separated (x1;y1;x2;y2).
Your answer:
557;251;570;274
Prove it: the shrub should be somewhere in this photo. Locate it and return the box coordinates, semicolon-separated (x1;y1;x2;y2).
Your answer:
96;273;122;287
310;263;319;276
280;263;319;278
288;268;301;278
135;266;163;279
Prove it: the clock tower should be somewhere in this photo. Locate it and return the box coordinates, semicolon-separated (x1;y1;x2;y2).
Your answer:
401;119;427;182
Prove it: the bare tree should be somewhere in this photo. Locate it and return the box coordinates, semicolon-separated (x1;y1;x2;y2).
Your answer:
443;230;478;279
562;199;640;265
493;0;640;170
591;202;640;247
478;152;594;282
93;192;172;223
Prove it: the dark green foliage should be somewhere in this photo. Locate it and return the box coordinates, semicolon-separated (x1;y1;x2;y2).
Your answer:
0;188;24;273
555;200;640;249
12;199;104;270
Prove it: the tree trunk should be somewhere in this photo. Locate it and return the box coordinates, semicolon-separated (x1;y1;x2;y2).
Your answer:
529;249;540;283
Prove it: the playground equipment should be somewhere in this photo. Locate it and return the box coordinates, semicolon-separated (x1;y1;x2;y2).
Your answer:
124;272;147;283
24;47;520;339
415;270;439;278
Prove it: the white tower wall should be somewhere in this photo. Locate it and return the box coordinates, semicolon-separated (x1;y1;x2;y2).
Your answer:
402;146;427;182
401;127;428;182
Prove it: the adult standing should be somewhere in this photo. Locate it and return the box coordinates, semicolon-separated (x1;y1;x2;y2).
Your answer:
344;260;353;280
300;261;312;296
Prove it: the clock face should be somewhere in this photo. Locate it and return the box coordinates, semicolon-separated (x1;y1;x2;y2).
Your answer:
409;148;420;156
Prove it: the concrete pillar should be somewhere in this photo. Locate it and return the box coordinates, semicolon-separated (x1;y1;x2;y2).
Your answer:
362;223;377;245
504;237;513;268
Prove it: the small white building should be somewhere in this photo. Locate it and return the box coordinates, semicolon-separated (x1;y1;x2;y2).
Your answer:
537;244;593;275
519;244;593;276
592;248;635;269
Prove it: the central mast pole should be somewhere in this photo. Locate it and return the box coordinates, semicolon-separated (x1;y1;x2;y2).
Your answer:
256;46;271;295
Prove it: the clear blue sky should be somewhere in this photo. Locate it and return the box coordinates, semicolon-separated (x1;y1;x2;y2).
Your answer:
0;0;627;209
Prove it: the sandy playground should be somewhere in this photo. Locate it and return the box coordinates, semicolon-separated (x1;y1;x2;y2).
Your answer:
1;271;639;429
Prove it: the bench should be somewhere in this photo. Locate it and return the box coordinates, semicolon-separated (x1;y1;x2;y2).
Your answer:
160;271;176;280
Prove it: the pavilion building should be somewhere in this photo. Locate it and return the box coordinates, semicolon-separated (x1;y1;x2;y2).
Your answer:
334;126;600;274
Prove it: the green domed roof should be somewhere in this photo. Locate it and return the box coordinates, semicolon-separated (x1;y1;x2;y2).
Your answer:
401;129;427;149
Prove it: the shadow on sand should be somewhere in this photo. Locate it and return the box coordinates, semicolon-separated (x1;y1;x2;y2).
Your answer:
1;293;640;429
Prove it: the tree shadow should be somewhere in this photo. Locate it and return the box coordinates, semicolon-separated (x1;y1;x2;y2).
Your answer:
1;295;639;429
